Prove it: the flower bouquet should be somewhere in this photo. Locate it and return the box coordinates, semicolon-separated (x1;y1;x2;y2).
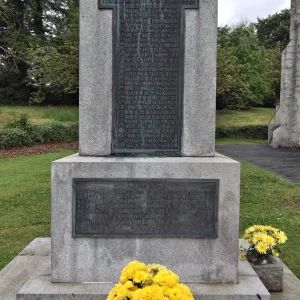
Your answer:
240;225;287;265
107;261;194;300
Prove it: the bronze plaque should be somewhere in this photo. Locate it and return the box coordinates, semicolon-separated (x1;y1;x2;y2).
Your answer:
73;179;218;238
99;0;199;155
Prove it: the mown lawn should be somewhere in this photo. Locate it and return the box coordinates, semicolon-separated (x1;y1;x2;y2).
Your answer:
0;106;274;128
0;106;79;127
216;138;267;145
239;161;300;278
0;150;77;270
0;149;299;278
216;108;275;127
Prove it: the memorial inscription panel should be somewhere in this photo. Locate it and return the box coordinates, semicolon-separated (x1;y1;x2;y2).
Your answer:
99;0;199;154
73;179;218;238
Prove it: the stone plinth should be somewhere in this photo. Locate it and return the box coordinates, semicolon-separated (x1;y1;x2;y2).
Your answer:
17;256;271;300
51;153;240;284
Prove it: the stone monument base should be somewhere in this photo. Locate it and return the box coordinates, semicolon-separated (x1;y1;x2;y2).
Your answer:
51;154;240;284
17;256;270;300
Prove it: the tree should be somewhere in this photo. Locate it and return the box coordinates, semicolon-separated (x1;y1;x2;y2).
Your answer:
253;9;290;106
26;0;79;103
217;24;274;109
255;9;290;51
0;0;79;104
0;0;31;104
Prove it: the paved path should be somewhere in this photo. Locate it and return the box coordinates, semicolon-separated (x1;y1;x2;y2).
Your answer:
216;144;300;184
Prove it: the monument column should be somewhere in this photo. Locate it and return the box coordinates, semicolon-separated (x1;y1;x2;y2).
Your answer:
271;0;300;148
80;0;216;156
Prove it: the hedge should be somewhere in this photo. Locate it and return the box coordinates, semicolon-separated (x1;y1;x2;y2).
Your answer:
0;122;78;150
0;122;267;150
215;125;268;140
0;128;29;149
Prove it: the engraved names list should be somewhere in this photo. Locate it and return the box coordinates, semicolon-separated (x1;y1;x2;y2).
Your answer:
99;0;199;154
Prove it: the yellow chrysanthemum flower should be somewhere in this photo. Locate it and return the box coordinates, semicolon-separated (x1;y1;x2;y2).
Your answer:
147;264;166;274
116;284;132;299
132;285;165;300
262;235;275;246
265;225;274;232
133;271;153;285
254;225;265;232
108;261;194;300
164;284;194;300
153;269;179;287
106;283;122;300
252;232;264;244
272;249;279;257
123;280;134;290
240;253;246;261
277;231;288;244
256;242;268;254
245;226;255;234
120;261;147;284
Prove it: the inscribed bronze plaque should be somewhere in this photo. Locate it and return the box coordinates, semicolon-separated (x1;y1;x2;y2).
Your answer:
98;0;199;155
73;179;218;238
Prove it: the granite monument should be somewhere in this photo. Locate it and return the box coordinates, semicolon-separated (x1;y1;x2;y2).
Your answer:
17;1;271;299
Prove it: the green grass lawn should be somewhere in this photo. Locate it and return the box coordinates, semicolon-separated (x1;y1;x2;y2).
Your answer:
239;162;300;278
0;149;299;278
0;150;77;270
0;106;79;127
0;106;274;128
216;138;267;145
216;108;275;127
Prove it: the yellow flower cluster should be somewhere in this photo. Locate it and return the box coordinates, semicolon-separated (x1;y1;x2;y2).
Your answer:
242;225;287;259
107;261;194;300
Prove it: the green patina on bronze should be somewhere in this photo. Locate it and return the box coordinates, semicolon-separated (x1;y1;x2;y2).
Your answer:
99;0;199;155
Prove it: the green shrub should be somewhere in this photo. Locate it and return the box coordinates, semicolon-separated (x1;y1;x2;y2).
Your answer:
215;126;232;138
1;121;78;150
216;125;268;139
5;114;44;145
37;122;78;143
5;113;30;130
1;118;267;150
0;128;28;149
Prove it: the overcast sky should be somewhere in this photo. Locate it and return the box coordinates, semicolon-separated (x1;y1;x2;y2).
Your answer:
218;0;291;26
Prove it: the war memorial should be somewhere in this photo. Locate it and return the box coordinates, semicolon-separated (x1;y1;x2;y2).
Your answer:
5;0;300;298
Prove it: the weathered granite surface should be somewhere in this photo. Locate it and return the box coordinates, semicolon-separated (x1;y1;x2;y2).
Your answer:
17;255;270;300
3;242;298;300
79;0;112;156
0;239;50;300
79;0;217;156
182;0;217;156
51;154;240;283
271;0;300;148
252;257;283;292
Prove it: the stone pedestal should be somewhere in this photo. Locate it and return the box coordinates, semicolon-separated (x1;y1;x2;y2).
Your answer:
252;256;283;292
51;153;240;284
17;253;271;300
